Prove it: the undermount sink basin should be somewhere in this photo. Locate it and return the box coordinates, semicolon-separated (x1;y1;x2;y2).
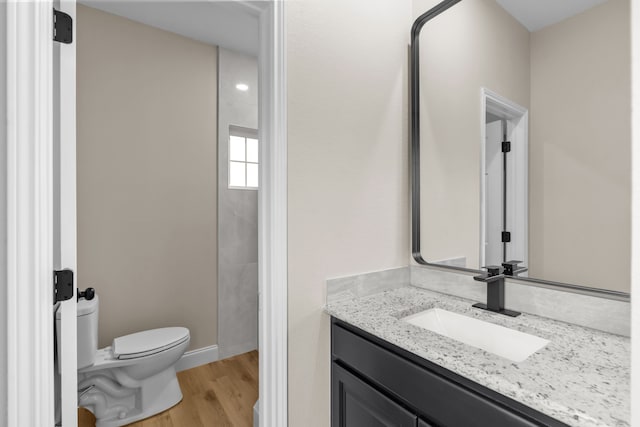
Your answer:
402;308;549;362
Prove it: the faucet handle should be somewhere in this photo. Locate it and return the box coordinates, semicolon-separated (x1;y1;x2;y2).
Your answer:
473;265;504;283
482;265;503;276
501;260;526;276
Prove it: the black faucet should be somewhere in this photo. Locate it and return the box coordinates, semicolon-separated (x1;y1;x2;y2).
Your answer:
501;260;528;277
472;261;526;317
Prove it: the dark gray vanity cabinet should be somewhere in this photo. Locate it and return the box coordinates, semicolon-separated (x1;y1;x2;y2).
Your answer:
331;318;568;427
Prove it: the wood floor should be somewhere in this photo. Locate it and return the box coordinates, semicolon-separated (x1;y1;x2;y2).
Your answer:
78;351;258;427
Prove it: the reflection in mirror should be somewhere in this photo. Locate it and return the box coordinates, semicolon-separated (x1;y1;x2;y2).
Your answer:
482;90;528;271
414;0;630;293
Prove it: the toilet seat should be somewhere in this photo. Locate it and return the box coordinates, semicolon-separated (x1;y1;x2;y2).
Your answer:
113;327;190;360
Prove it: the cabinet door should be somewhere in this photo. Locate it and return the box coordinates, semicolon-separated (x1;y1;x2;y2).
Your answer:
332;363;417;427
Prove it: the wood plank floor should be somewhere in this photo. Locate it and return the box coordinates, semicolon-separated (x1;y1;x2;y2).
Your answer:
78;351;258;427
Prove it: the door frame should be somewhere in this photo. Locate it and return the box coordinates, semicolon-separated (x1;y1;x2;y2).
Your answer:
479;88;528;269
254;1;288;426
3;1;288;426
5;1;56;425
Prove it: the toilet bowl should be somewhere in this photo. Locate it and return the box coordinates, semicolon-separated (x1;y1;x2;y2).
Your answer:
56;295;190;427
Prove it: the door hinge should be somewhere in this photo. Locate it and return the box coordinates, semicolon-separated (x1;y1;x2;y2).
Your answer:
502;141;511;153
501;231;511;243
54;269;74;303
53;9;73;44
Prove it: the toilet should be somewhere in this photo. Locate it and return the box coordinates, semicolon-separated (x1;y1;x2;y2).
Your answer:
56;293;190;427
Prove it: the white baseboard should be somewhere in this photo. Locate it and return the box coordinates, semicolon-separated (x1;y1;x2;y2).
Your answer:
175;345;219;372
253;399;259;427
219;341;258;360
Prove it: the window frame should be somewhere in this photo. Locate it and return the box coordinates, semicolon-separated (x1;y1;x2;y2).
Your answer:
228;125;259;190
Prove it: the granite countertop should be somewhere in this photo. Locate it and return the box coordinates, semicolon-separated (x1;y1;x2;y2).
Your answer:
325;285;630;427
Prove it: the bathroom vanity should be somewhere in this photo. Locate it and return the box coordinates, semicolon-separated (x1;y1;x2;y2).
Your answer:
332;319;565;426
329;0;632;424
327;286;629;427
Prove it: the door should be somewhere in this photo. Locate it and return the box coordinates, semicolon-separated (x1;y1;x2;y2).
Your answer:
332;363;417;427
485;117;528;269
53;1;78;426
485;120;503;266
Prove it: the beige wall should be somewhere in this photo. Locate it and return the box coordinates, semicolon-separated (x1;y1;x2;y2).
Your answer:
77;5;218;350
287;0;411;424
529;0;631;291
416;0;530;267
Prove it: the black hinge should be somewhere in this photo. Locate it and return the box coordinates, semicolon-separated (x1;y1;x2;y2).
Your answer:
501;231;511;243
502;141;511;153
53;9;73;44
54;269;74;303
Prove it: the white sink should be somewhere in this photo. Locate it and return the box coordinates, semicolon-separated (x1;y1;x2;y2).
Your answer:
402;308;549;362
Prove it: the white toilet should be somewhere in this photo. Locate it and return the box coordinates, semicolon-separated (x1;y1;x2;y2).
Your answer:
56;293;190;427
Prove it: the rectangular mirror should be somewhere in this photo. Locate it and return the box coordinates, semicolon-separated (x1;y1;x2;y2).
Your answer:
411;0;630;296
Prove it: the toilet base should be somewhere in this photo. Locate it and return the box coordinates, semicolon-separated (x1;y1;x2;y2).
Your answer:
81;366;183;427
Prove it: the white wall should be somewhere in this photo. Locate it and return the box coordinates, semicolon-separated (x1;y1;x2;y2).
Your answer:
287;0;411;424
0;0;7;422
631;0;640;424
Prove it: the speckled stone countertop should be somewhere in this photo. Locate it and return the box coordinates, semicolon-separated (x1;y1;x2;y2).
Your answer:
325;285;630;427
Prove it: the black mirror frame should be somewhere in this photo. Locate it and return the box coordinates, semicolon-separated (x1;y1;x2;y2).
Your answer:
409;0;630;301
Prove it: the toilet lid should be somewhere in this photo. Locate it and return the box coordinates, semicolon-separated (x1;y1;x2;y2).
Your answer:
112;327;190;360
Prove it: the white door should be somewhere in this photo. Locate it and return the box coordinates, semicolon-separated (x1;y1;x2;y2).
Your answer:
485;120;503;267
53;2;78;426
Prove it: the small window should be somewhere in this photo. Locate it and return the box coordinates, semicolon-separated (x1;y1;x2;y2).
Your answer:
229;127;259;190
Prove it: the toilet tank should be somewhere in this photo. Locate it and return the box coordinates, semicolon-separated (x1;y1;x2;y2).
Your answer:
55;295;99;370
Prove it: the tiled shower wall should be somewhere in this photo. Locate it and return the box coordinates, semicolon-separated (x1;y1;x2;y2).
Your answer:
217;48;258;358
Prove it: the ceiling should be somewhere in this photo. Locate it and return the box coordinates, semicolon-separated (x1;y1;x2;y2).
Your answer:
79;0;611;55
80;1;260;56
495;0;609;32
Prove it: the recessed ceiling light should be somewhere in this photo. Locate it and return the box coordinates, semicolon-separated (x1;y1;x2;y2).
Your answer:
236;83;249;91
